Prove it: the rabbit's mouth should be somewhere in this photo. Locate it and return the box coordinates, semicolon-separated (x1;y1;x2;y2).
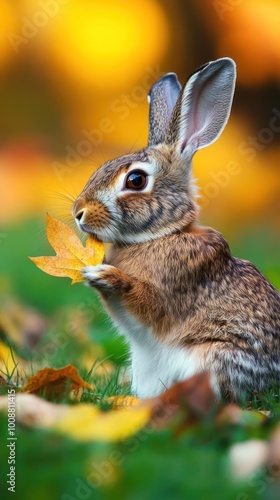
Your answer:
77;222;94;235
72;196;114;241
76;220;120;244
77;221;103;239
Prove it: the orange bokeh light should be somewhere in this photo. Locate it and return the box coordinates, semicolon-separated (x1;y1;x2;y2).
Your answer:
198;0;280;86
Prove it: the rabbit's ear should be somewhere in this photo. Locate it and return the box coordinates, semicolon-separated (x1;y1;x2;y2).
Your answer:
166;58;236;160
148;73;181;147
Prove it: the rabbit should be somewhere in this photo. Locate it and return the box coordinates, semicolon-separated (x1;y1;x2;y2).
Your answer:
72;58;280;401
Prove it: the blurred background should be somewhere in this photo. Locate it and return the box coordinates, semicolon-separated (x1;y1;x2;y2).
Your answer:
0;1;280;499
0;0;279;351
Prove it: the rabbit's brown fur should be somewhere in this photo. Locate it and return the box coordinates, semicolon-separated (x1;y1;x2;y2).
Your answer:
73;59;280;400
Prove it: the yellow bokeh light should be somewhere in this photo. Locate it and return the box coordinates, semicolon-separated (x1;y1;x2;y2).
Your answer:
0;1;18;68
194;116;280;223
36;0;169;91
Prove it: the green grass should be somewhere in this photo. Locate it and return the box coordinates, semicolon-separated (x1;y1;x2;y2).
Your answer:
0;217;280;500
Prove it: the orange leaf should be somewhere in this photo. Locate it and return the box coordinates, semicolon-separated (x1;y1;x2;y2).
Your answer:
29;214;104;284
20;364;93;401
147;373;217;432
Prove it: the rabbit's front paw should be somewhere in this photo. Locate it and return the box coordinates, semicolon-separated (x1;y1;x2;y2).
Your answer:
82;265;132;293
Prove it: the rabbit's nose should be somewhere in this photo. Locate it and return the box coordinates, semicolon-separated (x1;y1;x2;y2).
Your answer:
72;196;87;220
75;209;86;222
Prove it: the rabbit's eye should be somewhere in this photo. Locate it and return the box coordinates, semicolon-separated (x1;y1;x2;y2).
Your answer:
125;170;147;190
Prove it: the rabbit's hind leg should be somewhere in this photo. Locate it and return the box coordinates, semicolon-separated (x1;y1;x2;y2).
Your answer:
206;343;278;402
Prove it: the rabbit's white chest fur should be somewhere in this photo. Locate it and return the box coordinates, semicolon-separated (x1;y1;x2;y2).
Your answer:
107;296;201;398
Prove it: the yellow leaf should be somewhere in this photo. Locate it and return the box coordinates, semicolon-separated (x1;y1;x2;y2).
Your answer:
52;403;151;442
107;395;140;409
86;235;104;263
29;214;104;284
20;365;93;401
0;393;151;442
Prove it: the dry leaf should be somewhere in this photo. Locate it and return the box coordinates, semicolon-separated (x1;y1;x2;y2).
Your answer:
107;395;140;409
146;373;269;434
148;372;217;431
20;365;93;401
0;393;151;442
29;214;104;284
0;370;275;446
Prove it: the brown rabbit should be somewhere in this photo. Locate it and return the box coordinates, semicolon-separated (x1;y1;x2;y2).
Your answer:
72;58;280;400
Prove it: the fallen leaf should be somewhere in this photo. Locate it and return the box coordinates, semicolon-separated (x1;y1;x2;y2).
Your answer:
145;373;270;435
229;440;269;479
107;395;140;409
20;365;93;401
53;403;150;442
147;372;217;432
29;214;104;284
0;393;151;442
